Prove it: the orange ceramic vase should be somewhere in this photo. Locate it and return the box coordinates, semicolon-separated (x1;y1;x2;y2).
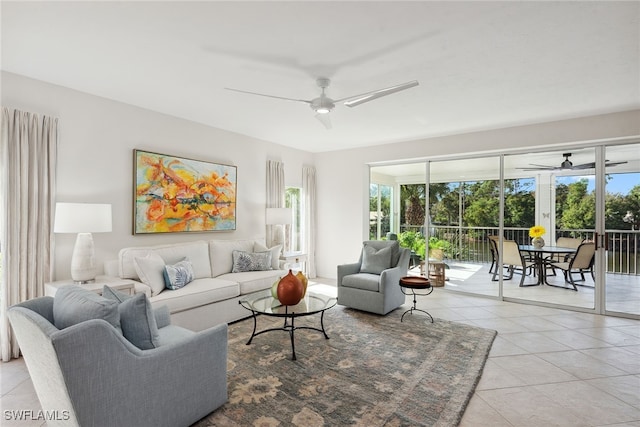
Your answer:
277;270;304;305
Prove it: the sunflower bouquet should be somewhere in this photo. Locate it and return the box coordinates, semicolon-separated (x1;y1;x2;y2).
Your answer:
529;225;545;238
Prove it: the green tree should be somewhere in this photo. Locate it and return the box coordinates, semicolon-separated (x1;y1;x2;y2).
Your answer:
504;178;535;227
560;179;595;229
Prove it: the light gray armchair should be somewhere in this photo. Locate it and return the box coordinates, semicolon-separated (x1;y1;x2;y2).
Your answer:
8;296;227;427
337;240;411;315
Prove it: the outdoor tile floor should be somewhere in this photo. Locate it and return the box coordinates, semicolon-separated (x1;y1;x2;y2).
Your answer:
1;279;639;426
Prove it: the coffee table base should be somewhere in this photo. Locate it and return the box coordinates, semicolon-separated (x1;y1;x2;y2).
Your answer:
246;309;330;361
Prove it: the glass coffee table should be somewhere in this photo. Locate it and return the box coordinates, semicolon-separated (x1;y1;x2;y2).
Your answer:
239;287;337;360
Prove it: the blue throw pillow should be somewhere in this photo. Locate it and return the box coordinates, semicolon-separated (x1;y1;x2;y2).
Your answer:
163;258;195;290
53;285;120;330
360;245;393;275
102;285;160;350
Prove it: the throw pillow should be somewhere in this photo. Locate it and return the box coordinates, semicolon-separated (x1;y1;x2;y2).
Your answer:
231;250;272;273
102;286;171;328
102;285;160;350
360;244;393;275
133;252;166;296
163;258;195;290
53;285;120;330
253;243;283;270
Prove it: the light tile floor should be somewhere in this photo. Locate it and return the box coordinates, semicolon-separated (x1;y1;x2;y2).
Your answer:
1;282;639;426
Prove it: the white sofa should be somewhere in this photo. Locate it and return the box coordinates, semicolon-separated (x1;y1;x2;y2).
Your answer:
105;239;286;331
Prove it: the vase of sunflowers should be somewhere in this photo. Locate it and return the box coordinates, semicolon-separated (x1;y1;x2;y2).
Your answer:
529;225;545;248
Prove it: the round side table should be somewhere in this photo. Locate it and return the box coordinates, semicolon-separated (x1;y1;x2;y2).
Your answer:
399;276;434;323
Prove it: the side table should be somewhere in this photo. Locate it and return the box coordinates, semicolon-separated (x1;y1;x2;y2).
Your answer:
280;252;307;274
399;276;434;323
45;275;136;297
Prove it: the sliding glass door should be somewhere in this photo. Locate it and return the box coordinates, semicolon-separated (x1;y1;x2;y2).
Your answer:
604;143;640;316
369;141;639;318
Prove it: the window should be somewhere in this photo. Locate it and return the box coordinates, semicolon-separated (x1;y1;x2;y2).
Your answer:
370;183;392;240
285;187;302;252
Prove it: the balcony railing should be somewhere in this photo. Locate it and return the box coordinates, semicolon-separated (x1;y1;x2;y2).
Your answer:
400;225;639;275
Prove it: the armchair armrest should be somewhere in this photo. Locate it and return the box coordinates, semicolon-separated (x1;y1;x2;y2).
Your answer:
379;266;405;294
52;320;227;427
337;262;361;286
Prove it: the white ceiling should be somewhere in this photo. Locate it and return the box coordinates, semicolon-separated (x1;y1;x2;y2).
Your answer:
2;1;639;153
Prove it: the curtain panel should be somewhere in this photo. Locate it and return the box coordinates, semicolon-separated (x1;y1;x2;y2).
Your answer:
303;165;317;278
0;107;58;361
266;160;285;247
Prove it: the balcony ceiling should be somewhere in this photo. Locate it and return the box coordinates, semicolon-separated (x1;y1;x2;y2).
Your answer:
2;1;639;153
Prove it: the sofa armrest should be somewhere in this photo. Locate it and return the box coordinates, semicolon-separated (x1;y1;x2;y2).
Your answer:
337;262;361;287
52;320;227;427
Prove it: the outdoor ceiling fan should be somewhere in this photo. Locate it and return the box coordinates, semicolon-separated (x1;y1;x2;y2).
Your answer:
518;153;627;171
225;77;419;129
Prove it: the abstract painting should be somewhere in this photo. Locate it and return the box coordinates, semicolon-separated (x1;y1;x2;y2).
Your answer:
134;149;237;234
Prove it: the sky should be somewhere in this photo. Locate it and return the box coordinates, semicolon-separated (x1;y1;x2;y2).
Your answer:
559;172;639;194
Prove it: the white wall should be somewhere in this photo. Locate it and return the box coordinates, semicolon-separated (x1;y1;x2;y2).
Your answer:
314;110;640;278
2;72;314;280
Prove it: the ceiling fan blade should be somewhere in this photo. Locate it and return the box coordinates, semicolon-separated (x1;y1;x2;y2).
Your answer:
225;87;311;104
572;162;596;170
573;160;629;170
605;160;628;167
339;80;419;107
517;164;558;170
315;113;332;129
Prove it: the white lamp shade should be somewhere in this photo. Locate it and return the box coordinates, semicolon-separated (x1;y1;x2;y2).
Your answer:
266;207;292;225
54;203;112;233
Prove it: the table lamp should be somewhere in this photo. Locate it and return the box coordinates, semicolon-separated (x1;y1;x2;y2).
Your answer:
54;202;112;283
266;207;292;248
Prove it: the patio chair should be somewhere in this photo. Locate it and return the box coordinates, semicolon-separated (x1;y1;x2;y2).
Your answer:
491;240;535;286
487;235;499;274
547;241;595;291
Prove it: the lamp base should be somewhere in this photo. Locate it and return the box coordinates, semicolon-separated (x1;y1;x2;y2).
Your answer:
70;233;97;283
73;279;96;285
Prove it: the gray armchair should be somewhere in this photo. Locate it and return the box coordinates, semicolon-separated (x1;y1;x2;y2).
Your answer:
337;240;411;315
8;296;227;427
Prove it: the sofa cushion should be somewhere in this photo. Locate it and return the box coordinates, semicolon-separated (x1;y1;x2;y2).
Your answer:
209;239;255;277
341;273;381;292
253;243;283;270
53;285;120;330
217;269;287;295
360;244;392;274
163;258;195;290
134;252;166;296
231;250;272;273
156;324;196;347
150;278;240;314
119;240;211;281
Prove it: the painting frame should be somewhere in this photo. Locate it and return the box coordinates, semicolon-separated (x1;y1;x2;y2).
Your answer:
133;149;237;234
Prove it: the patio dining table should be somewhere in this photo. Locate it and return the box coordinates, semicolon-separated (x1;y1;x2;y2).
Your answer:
518;245;577;286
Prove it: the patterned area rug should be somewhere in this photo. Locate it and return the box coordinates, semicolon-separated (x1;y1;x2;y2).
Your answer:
194;305;496;427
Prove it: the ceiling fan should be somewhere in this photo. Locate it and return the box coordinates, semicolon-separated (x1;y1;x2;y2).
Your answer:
225;78;419;129
518;153;628;171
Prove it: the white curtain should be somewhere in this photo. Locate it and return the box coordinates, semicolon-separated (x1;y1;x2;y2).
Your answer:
266;160;285;247
303;165;317;278
1;108;57;361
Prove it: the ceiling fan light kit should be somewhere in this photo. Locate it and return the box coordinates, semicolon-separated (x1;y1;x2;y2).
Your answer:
225;77;419;129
